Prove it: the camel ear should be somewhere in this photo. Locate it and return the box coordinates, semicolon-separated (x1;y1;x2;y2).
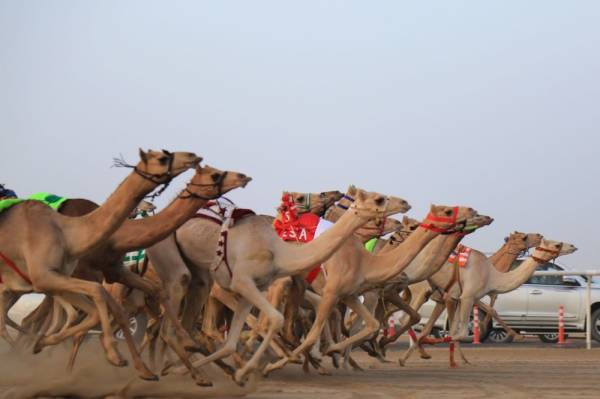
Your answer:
347;185;357;196
402;215;410;224
356;189;366;202
504;236;509;242
139;148;148;163
429;204;437;213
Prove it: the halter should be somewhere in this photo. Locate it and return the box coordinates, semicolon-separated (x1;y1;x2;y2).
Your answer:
179;171;229;200
335;194;355;210
113;152;176;200
420;206;459;233
532;244;563;264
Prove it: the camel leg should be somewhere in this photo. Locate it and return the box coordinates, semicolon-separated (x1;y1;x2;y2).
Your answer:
31;270;157;381
477;300;524;341
263;291;338;376
109;266;201;352
377;293;421;351
173;298;253;379
229;277;286;384
0;287;23;347
398;300;446;366
325;296;379;357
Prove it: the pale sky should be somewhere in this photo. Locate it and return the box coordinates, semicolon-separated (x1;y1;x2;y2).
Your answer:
1;1;598;268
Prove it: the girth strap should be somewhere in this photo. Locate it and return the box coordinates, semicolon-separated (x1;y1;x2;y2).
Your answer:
0;251;32;285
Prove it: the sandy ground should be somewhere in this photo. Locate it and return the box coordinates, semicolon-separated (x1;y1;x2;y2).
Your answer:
0;338;598;398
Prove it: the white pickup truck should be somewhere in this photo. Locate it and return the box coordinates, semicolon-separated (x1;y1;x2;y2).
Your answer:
417;261;600;343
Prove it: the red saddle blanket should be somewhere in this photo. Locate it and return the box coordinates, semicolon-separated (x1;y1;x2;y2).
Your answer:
273;194;321;283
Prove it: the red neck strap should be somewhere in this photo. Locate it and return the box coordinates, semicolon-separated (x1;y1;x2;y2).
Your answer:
420;206;459;233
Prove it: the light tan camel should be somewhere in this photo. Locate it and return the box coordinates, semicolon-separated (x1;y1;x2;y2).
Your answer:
397;231;543;362
314;210;493;362
377;231;539;355
402;239;577;368
263;203;485;375
0;149;200;380
11;165;252;386
149;190;341;339
160;188;410;384
247;214;404;350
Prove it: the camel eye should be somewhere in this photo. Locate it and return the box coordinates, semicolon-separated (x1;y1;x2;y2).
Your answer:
375;197;385;206
211;173;221;182
523;236;528;241
297;195;305;202
555;243;561;248
444;209;453;216
158;156;168;165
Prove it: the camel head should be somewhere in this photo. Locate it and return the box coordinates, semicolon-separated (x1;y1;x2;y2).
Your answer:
460;213;494;234
182;165;252;199
136;149;202;183
281;190;342;216
129;200;157;218
350;189;410;221
355;217;403;241
525;232;544;248
532;239;578;263
388;216;420;245
420;205;478;233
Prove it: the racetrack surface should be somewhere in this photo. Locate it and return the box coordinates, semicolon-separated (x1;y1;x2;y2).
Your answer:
0;338;598;398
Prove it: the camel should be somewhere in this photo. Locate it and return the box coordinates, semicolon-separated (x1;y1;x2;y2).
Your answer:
157;188;410;384
311;207;493;364
397;231;543;362
0;149;200;380
147;190;341;339
12;165;252;386
263;202;487;375
401;238;577;368
374;231;537;355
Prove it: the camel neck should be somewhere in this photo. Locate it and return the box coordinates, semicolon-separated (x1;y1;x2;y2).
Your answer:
62;172;158;257
275;208;369;275
109;194;206;253
489;242;523;273
491;256;541;294
363;226;439;284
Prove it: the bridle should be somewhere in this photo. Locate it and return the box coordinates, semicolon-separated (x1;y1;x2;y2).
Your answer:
179;171;229;200
420;206;461;234
113;152;176;200
532;243;563;264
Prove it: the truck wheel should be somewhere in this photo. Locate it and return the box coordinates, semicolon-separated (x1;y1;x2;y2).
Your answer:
538;332;568;343
115;312;148;343
591;308;600;342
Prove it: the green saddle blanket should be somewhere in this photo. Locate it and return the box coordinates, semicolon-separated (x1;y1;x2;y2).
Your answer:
0;192;68;214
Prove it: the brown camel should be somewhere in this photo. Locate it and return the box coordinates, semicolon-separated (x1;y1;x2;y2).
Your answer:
0;149;200;380
397;231;543;362
401;238;577;368
13;165;251;386
159;188;410;384
263;202;485;375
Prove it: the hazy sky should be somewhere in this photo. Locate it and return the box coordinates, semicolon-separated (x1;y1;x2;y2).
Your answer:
1;1;598;268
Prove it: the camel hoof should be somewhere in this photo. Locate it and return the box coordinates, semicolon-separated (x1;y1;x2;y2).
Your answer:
194;377;213;387
32;336;44;354
449;363;459;369
419;353;432;360
108;357;128;368
398;359;405;367
233;370;247;387
161;361;174;376
139;372;159;382
512;334;526;342
317;368;331;376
